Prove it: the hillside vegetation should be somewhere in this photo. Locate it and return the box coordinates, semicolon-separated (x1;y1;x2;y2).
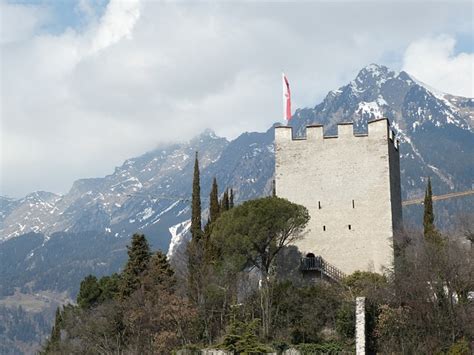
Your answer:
42;173;473;354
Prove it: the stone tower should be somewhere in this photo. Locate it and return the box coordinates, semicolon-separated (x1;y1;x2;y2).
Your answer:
275;118;402;274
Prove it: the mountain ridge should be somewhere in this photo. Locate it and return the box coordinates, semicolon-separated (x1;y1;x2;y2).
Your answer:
1;64;473;250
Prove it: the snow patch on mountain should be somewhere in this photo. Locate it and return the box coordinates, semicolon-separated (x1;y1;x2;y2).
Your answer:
167;219;191;258
357;101;383;118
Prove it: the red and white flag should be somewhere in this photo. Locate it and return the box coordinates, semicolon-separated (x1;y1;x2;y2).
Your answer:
282;73;292;122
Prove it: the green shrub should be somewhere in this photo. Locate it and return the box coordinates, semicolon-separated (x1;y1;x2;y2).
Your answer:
272;340;289;353
447;339;470;355
220;318;272;354
335;302;355;340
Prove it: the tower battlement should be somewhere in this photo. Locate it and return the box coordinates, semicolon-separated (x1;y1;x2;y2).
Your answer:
275;118;399;150
275;117;402;275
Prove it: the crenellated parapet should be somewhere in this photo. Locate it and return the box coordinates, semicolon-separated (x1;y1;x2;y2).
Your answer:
275;118;400;150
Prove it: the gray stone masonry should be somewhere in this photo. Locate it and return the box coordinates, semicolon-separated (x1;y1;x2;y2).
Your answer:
275;118;402;274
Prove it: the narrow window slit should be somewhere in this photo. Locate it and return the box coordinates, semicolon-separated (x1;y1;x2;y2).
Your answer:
323;225;326;231
352;200;355;208
348;224;352;230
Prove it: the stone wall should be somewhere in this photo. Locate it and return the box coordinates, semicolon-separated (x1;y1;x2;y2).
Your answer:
356;297;366;355
275;118;402;274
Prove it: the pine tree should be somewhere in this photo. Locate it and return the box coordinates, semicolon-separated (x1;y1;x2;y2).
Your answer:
144;251;175;290
77;275;101;309
423;177;435;239
209;177;220;223
98;273;121;302
229;188;234;209
191;152;202;241
120;233;151;298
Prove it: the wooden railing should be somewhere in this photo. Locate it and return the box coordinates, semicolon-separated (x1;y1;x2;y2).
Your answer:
300;256;346;282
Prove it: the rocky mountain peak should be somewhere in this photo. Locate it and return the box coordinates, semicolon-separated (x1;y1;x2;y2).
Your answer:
190;128;227;146
357;63;394;80
351;63;397;92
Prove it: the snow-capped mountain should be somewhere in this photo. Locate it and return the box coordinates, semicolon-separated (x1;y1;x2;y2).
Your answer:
292;64;473;201
1;64;472;298
0;127;275;250
1;130;229;247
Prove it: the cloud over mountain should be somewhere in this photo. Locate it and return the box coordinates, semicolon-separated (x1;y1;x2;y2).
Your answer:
1;0;472;197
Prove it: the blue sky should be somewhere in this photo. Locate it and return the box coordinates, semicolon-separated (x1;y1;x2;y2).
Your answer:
9;0;108;33
454;32;474;53
1;0;473;196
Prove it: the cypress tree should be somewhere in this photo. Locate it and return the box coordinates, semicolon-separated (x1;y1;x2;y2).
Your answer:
221;189;230;212
229;188;234;209
120;233;151;298
423;177;435;238
42;307;62;353
209;177;220;223
191;152;202;241
188;153;204;302
50;307;62;343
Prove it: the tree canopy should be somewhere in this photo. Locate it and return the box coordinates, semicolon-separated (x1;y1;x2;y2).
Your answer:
211;196;310;276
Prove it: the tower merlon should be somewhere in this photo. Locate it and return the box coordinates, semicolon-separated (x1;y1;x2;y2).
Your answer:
367;117;389;138
307;124;324;140
337;122;354;138
274;125;292;141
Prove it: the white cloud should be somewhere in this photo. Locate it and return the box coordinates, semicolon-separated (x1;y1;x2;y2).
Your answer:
1;0;473;197
402;35;474;97
0;1;51;45
89;0;140;54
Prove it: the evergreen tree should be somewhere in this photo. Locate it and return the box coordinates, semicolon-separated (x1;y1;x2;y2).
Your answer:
77;275;101;309
211;197;310;338
98;273;121;302
221;189;229;212
229;188;234;209
221;315;269;353
42;307;62;353
272;179;276;197
203;217;212;237
191;152;202;241
423;178;435;239
51;307;62;342
188;154;204;302
144;251;175;290
120;233;151;298
209;177;220;223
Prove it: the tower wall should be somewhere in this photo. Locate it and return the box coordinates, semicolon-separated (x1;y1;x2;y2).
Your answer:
275;118;402;274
